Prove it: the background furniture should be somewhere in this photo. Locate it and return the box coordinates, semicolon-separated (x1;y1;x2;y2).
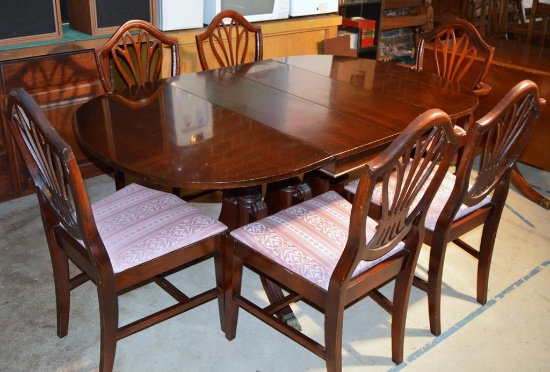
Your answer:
196;10;263;71
67;0;156;35
0;0;63;46
226;109;462;370
7;88;228;371
462;0;516;37
507;0;550;46
338;0;433;60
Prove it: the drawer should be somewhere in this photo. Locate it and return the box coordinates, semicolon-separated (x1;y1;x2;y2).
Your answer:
1;50;100;94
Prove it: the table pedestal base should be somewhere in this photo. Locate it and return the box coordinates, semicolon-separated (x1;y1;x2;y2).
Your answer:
220;187;301;330
511;165;550;210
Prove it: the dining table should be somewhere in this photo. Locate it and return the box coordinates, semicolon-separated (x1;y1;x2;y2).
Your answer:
74;54;478;217
74;54;478;328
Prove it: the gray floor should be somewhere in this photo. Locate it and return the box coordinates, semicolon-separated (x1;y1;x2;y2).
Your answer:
1;163;549;372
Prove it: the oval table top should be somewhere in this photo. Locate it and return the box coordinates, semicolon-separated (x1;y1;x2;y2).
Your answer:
74;55;478;190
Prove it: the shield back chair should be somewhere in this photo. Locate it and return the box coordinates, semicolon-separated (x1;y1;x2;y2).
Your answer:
415;18;496;166
416;19;495;98
7;88;228;372
225;109;463;371
344;80;546;336
196;9;310;329
94;19;181;192
195;9;263;71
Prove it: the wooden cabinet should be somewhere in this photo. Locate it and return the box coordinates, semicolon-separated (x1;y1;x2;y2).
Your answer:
0;51;109;201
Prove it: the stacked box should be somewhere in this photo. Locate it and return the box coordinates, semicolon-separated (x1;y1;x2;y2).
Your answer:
341;17;376;48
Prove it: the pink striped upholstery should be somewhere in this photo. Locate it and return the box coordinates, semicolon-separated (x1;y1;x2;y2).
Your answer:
91;183;227;273
230;191;404;291
344;170;491;231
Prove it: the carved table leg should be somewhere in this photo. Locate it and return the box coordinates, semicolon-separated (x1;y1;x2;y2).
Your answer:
511;164;550;209
264;177;312;213
303;169;349;197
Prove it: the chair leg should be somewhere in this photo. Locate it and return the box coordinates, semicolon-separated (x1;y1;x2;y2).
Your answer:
324;301;345;372
391;269;412;364
476;207;505;304
477;225;497;305
224;241;243;341
213;246;225;332
97;287;119;372
114;170;126;191
426;231;449;336
49;240;71;338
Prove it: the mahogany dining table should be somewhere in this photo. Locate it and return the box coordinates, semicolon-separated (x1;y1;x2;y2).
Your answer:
74;54;478;328
74;54;478;215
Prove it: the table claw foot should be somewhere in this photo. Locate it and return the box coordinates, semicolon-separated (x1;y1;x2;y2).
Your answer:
283;312;302;331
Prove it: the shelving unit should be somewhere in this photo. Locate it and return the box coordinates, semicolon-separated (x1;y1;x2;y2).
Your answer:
338;0;383;58
338;0;433;60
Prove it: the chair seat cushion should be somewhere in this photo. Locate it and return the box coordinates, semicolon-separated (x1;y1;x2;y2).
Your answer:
344;170;491;231
230;191;404;291
91;183;227;273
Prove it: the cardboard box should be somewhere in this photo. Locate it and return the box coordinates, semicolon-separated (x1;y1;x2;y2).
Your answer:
341;17;376;49
323;34;358;57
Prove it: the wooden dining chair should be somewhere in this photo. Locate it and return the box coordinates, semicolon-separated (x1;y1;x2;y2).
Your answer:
526;0;550;47
94;19;180;93
225;109;463;371
94;19;181;193
7;88;228;372
196;9;311;329
415;19;495;97
195;9;263;71
508;0;550;47
344;80;546;336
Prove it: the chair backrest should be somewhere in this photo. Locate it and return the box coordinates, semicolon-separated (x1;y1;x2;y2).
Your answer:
441;80;545;223
94;19;180;93
7;88;104;260
527;0;550;46
415;19;495;93
346;109;462;270
195;10;263;71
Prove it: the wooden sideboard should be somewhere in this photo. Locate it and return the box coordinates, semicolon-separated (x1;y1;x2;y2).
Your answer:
0;15;342;202
476;38;550;172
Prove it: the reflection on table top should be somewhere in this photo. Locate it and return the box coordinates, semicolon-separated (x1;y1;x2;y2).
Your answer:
74;55;478;190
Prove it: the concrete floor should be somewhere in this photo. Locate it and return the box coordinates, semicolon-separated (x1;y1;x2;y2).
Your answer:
1;163;549;371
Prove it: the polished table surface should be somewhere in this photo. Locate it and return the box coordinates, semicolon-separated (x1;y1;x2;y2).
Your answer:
74;55;478;191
